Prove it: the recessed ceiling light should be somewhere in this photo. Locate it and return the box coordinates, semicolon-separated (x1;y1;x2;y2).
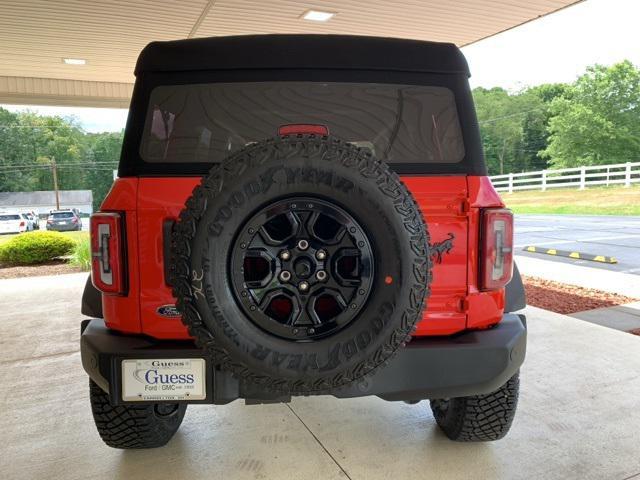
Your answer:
62;58;87;65
301;10;335;22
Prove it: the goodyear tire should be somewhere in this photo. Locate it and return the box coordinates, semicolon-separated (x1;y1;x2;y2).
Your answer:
430;372;520;441
171;135;431;393
89;380;187;449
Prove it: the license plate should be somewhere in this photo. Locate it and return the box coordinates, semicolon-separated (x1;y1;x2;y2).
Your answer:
121;358;206;401
59;221;67;224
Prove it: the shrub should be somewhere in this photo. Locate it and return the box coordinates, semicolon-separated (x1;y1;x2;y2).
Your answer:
69;236;91;271
0;231;76;265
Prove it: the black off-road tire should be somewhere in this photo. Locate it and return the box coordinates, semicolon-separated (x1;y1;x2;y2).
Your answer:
430;373;520;442
171;134;431;394
89;380;187;449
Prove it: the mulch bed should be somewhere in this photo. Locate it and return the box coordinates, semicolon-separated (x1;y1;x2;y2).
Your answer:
522;275;638;315
0;261;83;279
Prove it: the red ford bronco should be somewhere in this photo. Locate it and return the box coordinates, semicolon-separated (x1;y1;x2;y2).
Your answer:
80;35;526;449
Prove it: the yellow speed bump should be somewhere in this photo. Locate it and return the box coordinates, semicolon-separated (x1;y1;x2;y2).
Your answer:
522;246;617;264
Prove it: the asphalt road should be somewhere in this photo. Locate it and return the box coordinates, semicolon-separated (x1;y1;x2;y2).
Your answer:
515;214;640;276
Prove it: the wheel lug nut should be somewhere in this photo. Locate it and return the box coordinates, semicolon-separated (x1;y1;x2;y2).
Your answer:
298;281;309;292
297;239;309;250
280;250;291;260
279;270;291;282
316;270;327;281
316;249;327;260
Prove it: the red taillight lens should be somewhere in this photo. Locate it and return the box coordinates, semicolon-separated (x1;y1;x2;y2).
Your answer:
72;217;78;223
480;208;514;291
90;212;126;295
278;124;329;136
47;219;53;224
19;221;25;227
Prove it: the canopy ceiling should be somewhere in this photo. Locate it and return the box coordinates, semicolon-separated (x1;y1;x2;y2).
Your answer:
0;0;582;108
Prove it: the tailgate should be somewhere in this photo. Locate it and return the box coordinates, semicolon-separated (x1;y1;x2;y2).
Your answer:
401;176;468;336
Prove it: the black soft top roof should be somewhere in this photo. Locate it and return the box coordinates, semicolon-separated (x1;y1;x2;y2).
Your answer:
135;34;470;77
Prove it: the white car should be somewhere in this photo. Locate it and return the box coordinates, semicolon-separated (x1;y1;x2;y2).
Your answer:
0;211;29;234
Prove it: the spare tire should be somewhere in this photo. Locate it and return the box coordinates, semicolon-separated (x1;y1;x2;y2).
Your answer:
171;135;431;393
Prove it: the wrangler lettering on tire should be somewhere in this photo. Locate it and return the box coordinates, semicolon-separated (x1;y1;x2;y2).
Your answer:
170;135;431;393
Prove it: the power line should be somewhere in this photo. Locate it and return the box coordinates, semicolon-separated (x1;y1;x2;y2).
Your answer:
0;125;86;134
478;107;546;124
0;161;117;169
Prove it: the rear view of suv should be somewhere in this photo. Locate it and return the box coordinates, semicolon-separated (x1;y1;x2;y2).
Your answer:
47;209;82;231
80;35;526;449
0;211;29;234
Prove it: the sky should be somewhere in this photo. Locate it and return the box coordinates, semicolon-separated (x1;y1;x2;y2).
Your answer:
2;0;639;133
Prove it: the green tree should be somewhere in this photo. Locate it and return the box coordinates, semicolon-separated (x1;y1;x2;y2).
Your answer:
543;61;640;167
83;131;123;209
473;87;534;174
520;83;569;171
0;107;123;209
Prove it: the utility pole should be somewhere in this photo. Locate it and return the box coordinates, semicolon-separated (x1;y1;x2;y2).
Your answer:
51;157;60;210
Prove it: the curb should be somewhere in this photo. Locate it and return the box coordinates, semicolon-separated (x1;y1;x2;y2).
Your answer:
522;246;617;264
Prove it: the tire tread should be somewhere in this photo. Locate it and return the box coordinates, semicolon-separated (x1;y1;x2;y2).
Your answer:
89;380;186;449
430;373;519;442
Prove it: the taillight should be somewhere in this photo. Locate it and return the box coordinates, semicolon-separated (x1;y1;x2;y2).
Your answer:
47;219;53;224
19;221;25;227
278;124;329;136
72;217;78;223
480;208;514;291
90;212;126;295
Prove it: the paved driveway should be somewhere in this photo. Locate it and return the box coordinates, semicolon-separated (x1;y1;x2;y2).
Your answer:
1;273;640;480
515;214;640;275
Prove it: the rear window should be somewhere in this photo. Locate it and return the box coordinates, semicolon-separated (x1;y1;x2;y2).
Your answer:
0;214;20;221
139;82;465;165
51;212;74;219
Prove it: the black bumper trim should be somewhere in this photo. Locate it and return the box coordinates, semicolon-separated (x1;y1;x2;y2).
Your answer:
81;314;526;405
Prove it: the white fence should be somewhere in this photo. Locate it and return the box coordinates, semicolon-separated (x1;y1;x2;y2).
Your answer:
490;161;640;193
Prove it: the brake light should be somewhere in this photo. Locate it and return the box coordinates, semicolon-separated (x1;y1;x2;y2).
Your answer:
480;208;514;291
278;124;329;136
72;217;78;223
19;221;25;227
90;212;126;295
47;219;53;224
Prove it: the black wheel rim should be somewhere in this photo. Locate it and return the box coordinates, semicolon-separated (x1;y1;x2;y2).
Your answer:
230;197;374;341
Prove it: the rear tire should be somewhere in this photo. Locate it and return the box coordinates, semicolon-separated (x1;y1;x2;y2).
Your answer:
429;372;519;442
89;380;187;449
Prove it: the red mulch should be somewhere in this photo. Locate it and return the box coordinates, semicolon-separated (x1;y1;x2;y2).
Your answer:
0;260;83;279
522;275;637;315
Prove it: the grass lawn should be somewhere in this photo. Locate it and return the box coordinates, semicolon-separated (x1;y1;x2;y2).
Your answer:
502;185;640;216
0;229;89;245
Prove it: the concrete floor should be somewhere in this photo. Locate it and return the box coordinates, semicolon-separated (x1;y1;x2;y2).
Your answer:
2;273;640;480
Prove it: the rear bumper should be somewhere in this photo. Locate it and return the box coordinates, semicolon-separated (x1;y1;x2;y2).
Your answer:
47;224;79;231
81;313;526;405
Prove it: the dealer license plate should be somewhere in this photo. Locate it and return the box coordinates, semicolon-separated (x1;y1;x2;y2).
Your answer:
121;358;206;401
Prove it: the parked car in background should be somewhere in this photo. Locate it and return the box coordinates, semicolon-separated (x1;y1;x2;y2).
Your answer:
46;209;82;231
0;211;29;234
21;213;35;231
25;211;40;229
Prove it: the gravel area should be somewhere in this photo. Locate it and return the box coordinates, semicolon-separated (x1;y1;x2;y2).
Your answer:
0;261;83;279
523;275;638;315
